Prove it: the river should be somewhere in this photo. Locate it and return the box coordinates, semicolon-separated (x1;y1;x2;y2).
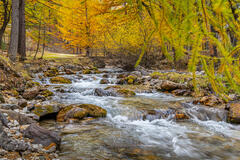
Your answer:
37;68;240;160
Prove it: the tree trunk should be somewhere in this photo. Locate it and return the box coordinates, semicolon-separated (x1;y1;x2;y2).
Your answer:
8;0;19;62
34;20;41;60
0;0;10;50
18;0;26;61
40;25;46;59
85;0;91;57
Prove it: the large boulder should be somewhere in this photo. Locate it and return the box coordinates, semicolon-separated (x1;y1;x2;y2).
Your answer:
228;103;240;123
0;109;36;125
194;95;224;107
105;86;136;97
93;88;117;97
50;77;72;84
23;123;61;149
57;104;107;122
0;112;30;152
116;89;136;97
79;104;107;117
0;125;30;152
160;80;185;91
33;104;60;119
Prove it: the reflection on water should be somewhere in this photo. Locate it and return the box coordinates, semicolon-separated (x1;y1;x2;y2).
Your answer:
39;70;240;160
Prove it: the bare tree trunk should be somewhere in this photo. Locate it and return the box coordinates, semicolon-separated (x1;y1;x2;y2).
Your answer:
85;0;91;57
18;0;26;61
8;0;19;62
34;20;41;60
40;25;46;59
0;0;10;50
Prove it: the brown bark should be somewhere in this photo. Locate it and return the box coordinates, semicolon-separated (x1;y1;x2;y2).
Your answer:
34;20;41;60
8;0;19;62
0;0;10;49
40;25;46;59
18;0;26;61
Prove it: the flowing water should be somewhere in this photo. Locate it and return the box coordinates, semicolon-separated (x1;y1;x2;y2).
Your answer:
38;69;240;160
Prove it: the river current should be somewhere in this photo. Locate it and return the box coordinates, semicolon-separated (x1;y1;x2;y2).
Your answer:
37;68;240;160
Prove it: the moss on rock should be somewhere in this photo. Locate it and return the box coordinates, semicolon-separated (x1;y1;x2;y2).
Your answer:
57;104;107;122
44;67;59;77
41;89;54;97
33;104;60;117
78;104;107;117
50;77;72;84
117;89;136;97
25;81;40;89
82;69;91;74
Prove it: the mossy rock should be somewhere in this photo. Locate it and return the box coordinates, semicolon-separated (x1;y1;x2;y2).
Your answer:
50;77;72;84
33;104;60;117
72;108;88;119
125;75;137;84
25;81;40;89
100;79;109;84
82;69;91;74
228;103;240;123
150;72;162;79
57;105;74;122
126;75;137;81
150;72;209;90
44;68;59;77
91;67;98;71
78;104;107;117
41;89;54;97
57;104;106;122
117;89;136;97
94;70;102;74
127;79;134;84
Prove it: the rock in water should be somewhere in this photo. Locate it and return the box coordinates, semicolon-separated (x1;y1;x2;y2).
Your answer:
33;104;60;119
160;80;185;91
228;103;240;123
23;123;61;148
50;77;72;84
57;104;107;122
79;104;107;117
93;88;117;97
100;79;109;84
